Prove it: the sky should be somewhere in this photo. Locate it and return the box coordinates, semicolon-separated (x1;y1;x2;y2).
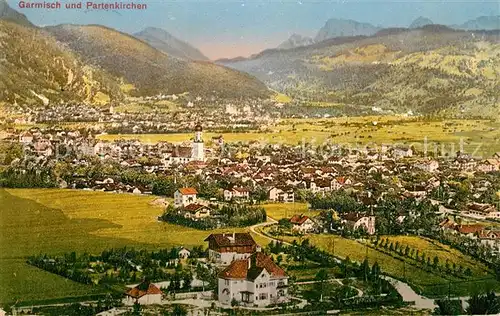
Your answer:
9;0;500;59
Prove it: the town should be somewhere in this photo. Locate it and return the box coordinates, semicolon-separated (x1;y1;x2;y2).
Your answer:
2;0;500;314
1;114;500;315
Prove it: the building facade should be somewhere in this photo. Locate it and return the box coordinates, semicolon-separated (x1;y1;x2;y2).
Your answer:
218;252;289;307
192;123;205;161
174;188;198;208
205;233;257;265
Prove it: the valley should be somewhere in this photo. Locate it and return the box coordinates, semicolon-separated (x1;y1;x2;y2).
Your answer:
2;1;500;315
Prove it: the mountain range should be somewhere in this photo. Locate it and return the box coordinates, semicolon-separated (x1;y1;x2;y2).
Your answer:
0;0;269;105
278;34;315;50
278;16;500;50
219;25;500;117
0;0;32;27
134;27;209;61
1;0;500;117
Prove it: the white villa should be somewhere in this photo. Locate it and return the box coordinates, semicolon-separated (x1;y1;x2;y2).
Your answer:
289;214;317;234
218;252;289;307
341;213;376;235
268;187;295;203
174;188;198;208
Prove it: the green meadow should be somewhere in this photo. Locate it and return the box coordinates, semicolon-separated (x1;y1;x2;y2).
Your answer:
97;116;500;157
0;189;269;305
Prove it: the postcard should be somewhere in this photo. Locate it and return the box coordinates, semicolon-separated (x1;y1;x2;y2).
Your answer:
0;0;499;315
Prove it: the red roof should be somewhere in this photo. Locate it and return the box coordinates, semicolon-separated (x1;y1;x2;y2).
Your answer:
184;204;210;213
219;252;287;280
204;233;256;248
126;281;162;299
178;188;198;195
457;224;484;234
290;214;310;225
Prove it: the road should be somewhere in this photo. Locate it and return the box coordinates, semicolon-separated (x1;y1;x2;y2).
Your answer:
252;220;438;310
249;217;284;241
381;276;436;310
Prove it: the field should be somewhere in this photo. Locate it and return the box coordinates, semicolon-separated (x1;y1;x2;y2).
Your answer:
276;233;499;297
263;203;320;220
97;116;500;157
0;189;269;305
382;235;491;274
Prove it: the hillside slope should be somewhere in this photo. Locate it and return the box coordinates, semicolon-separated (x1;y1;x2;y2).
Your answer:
46;24;270;99
134;27;209;61
0;0;33;27
220;27;500;116
0;20;123;105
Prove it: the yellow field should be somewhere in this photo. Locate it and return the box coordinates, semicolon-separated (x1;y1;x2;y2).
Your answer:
383;235;490;273
6;189;270;249
263;203;320;220
97;116;500;157
0;188;270;304
276;233;496;296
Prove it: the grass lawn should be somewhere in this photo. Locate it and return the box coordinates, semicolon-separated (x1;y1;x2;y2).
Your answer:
382;236;491;276
97;116;500;157
262;203;320;220
278;234;499;297
0;188;269;305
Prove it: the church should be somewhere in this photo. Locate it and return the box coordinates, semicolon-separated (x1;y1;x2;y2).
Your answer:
167;123;205;164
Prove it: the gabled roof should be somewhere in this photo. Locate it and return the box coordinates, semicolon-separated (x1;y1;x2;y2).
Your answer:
126;281;162;298
290;214;310;225
219;252;286;280
178;187;198;195
204;232;256;247
184;203;210;213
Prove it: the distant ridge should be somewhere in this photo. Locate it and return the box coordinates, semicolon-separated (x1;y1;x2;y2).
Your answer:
0;0;33;27
134;27;209;61
315;18;380;42
453;15;500;31
278;33;315;49
45;24;270;99
409;16;434;29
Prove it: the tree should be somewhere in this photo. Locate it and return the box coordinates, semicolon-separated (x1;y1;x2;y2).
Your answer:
464;267;472;276
276;254;283;265
404;245;410;257
172;304;188;316
433;256;439;268
278;218;293;230
434;299;464;315
467;291;500;315
182;272;193;290
361;258;370;281
315;269;330;302
371;262;381;280
132;302;141;316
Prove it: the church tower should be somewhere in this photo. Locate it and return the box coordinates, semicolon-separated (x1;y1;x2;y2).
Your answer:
192;123;205;161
